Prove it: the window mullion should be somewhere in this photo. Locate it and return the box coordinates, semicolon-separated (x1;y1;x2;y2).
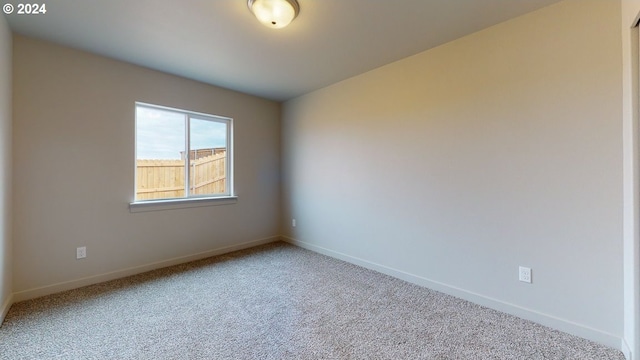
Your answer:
184;114;190;197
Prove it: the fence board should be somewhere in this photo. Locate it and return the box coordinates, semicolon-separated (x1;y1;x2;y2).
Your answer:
136;151;226;200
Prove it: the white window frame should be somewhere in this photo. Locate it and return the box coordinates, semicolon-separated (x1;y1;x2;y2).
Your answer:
130;102;236;212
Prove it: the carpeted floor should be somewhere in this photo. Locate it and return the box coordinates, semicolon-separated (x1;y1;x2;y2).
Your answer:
0;242;625;359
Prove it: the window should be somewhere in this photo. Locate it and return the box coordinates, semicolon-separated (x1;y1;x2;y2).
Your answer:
134;103;233;202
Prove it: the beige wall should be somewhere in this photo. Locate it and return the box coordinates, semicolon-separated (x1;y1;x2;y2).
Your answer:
0;15;12;319
12;36;281;297
282;0;623;347
622;1;640;357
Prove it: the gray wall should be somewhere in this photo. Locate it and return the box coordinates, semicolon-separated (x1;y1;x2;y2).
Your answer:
12;36;281;298
282;0;623;347
0;15;12;319
622;1;640;357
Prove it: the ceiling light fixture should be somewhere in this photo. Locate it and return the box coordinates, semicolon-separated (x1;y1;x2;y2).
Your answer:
248;0;300;29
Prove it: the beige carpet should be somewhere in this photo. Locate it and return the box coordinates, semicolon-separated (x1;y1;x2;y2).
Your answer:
0;242;625;359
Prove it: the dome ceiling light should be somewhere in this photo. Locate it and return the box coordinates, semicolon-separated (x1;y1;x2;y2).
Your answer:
248;0;300;29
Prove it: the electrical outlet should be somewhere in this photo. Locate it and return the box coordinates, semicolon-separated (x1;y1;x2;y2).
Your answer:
519;266;531;283
76;246;86;260
292;219;296;227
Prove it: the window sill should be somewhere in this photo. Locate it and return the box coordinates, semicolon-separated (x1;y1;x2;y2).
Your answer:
129;196;238;213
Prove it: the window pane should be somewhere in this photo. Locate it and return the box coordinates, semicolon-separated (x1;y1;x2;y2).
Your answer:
136;106;186;200
189;118;227;196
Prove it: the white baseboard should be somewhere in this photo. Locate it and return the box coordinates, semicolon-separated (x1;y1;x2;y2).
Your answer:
0;292;13;325
622;338;632;360
12;236;280;303
282;236;624;352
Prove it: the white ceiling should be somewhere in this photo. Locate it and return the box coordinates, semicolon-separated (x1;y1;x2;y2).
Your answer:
4;0;562;101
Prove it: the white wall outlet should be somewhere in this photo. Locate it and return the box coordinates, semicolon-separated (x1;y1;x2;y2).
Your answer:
292;219;296;227
76;246;86;259
519;266;532;283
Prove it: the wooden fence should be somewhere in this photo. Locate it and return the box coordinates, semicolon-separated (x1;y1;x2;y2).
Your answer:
136;152;226;200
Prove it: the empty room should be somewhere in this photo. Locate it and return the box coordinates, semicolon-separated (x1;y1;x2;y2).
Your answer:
0;0;639;358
